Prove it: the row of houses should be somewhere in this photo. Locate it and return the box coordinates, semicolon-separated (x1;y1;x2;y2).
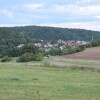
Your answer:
17;39;90;51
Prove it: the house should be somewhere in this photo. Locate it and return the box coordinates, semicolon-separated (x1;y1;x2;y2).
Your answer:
57;39;64;44
65;41;78;47
17;44;24;48
59;45;66;50
76;41;88;45
34;43;42;47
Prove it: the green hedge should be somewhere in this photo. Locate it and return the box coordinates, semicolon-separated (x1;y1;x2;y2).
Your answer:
1;56;12;62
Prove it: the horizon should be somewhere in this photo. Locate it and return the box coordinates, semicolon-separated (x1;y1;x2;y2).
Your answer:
0;24;99;32
0;0;100;31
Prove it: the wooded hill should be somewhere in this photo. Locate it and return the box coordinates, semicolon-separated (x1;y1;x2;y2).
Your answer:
0;26;100;58
0;27;35;46
2;26;100;41
0;27;34;56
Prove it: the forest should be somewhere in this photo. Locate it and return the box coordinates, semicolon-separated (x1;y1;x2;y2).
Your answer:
3;25;100;41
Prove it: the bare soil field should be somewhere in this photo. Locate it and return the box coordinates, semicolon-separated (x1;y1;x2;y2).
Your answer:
63;47;100;60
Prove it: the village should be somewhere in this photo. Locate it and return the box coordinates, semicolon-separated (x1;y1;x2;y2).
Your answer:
33;39;89;51
17;39;90;52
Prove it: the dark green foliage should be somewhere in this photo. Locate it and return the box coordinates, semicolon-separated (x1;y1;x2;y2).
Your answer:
16;53;44;62
62;46;85;55
3;26;100;41
0;54;3;58
1;56;12;62
8;47;22;57
34;53;44;61
62;48;70;55
0;28;27;46
8;43;40;57
0;27;34;56
49;49;63;56
91;39;100;47
78;45;86;51
48;45;86;56
16;53;35;62
21;44;39;54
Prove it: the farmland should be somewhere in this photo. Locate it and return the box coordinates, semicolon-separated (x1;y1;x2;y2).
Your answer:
0;56;100;100
63;47;100;60
0;47;100;100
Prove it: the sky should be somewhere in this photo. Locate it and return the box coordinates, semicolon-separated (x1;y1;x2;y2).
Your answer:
0;0;100;31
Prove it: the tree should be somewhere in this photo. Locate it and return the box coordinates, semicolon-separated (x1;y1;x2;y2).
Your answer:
21;43;39;54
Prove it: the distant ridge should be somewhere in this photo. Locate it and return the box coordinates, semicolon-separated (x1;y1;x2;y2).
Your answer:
1;25;100;41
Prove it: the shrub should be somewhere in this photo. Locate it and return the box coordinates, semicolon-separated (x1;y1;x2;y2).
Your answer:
16;53;35;62
1;56;12;62
62;48;69;55
16;53;44;62
49;49;63;56
34;54;44;61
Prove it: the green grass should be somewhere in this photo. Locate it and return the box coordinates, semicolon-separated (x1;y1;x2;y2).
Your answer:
47;57;100;68
0;62;100;100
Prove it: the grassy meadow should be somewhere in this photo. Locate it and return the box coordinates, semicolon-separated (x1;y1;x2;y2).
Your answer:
0;58;100;100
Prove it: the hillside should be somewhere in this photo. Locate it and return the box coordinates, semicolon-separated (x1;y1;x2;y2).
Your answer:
63;47;100;60
0;28;34;56
2;26;100;41
0;25;100;56
0;28;28;46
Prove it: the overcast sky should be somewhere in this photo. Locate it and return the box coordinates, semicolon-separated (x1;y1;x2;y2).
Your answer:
0;0;100;31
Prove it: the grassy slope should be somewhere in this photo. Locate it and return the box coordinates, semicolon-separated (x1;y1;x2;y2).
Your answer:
0;62;100;100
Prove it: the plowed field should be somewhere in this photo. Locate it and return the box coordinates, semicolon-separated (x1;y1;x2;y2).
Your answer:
63;47;100;60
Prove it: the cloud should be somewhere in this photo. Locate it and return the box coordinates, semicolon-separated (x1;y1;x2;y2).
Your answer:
0;9;13;17
0;24;31;27
53;4;100;16
0;1;100;31
1;22;100;31
94;16;100;19
81;0;92;3
23;3;44;10
39;22;100;31
76;0;92;4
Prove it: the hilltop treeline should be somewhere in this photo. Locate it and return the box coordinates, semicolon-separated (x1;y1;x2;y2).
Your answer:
3;26;100;41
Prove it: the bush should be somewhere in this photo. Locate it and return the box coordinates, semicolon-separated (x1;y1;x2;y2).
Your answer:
16;53;44;62
49;49;63;56
16;53;34;62
1;56;12;62
34;54;44;61
62;48;69;55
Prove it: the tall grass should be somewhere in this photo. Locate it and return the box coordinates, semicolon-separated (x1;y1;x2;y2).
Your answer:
0;61;100;100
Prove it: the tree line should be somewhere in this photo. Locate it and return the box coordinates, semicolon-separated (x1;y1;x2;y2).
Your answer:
3;26;100;41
